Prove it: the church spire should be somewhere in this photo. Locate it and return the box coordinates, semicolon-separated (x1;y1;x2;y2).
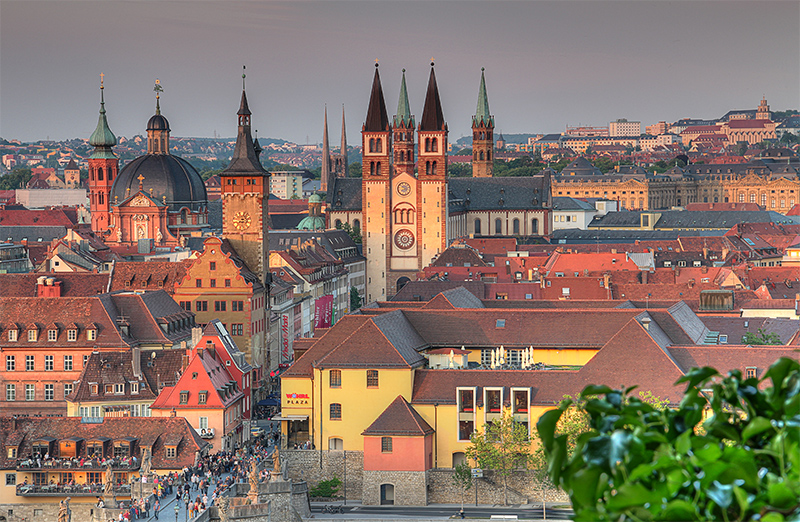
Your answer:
321;105;331;191
419;61;446;131
364;63;389;132
394;69;413;128
340;105;348;175
474;67;492;126
89;73;117;157
221;67;265;176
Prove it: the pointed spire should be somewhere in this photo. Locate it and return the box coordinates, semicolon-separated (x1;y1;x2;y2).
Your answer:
475;67;492;126
394;69;413;127
253;129;262;160
364;63;389;132
89;73;117;156
154;79;163;115
419;61;446;131
220;70;266;176
321;106;331;188
340;104;348;174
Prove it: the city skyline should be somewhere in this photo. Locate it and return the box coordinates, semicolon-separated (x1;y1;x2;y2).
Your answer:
1;0;798;144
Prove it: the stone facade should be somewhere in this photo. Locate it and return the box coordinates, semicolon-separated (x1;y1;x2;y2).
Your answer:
426;468;568;505
282;449;363;501
362;470;427;506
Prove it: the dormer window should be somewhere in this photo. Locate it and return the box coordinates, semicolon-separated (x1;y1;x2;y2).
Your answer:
87;328;97;341
8;329;17;342
27;328;38;342
114;384;124;395
67;329;77;342
198;391;207;404
90;384;98;395
165;446;177;459
130;382;139;395
48;329;57;342
180;391;189;404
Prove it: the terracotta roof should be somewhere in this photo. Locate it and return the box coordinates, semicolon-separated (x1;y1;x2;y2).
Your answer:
0;273;109;297
0;416;207;470
362;395;434;436
668;345;798;382
108;260;192;294
431;247;487;268
282;315;372;377
0;208;76;227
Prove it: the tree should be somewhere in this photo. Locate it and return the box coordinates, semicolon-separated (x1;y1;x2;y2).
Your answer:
466;413;531;505
348;162;362;178
349;286;362;312
741;328;782;345
335;221;361;244
0;167;31;190
537;358;800;521
447;163;472;177
452;461;472;513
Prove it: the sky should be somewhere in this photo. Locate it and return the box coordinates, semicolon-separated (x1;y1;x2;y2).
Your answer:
1;0;798;145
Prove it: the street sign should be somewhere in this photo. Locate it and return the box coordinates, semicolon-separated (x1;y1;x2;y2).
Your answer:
471;468;483;478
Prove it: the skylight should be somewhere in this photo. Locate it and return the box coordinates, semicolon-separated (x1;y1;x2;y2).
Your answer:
496;319;506;328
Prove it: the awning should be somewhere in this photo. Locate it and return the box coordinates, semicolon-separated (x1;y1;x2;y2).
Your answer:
33;436;56;443
257;398;280;407
269;413;309;421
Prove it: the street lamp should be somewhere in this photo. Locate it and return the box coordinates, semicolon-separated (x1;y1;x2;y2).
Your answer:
174;502;180;522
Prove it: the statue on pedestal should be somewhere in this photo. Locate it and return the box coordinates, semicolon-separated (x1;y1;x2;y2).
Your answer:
272;448;281;476
248;458;259;504
216;497;230;522
104;464;114;498
140;447;152;477
57;498;71;522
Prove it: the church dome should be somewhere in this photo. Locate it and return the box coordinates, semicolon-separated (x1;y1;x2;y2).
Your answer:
147;113;170;132
297;215;326;230
112;154;207;212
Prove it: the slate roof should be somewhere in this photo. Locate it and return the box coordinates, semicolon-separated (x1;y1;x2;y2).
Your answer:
0;416;207;470
0;226;67;243
69;348;185;402
430;246;487;268
364;66;390;132
419;65;446;131
391;281;486;302
448;176;548;211
421;287;485;310
362;395;434;436
699;316;799;345
589;210;799;230
552;197;596;211
326;177;362;211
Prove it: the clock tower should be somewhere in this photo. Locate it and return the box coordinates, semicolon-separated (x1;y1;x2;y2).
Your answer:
220;75;270;287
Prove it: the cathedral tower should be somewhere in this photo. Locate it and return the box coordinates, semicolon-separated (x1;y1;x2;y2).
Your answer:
471;68;494;177
220;74;270;288
88;74;118;234
333;106;349;178
416;62;448;273
393;70;415;175
362;63;392;302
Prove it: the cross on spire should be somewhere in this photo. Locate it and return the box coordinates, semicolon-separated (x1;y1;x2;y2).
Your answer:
242;65;246;91
137;173;145;191
154;79;163;114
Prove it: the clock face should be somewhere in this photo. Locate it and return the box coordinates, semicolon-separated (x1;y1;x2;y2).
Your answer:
397;181;412;196
232;211;252;230
394;229;415;250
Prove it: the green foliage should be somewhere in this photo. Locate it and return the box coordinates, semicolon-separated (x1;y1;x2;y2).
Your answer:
742;328;782;346
651;158;687;174
309;476;342;498
466;412;531;505
0;168;31;189
447;162;472;177
348;161;362;178
335;221;361;244
349;286;362;312
779;133;799;145
452;461;472;510
537;358;800;521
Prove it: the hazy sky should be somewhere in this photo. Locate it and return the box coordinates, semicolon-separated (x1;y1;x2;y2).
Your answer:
1;1;798;144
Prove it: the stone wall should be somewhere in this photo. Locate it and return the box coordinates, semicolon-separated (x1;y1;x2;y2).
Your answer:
281;449;363;500
362;470;427;506
0;502;92;522
426;468;568;505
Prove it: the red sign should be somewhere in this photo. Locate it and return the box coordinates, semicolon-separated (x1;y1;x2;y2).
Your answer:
285;392;309;405
314;295;334;329
286;393;309;399
281;314;291;362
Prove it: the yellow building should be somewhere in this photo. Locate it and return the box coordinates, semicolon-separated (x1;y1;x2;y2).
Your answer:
277;288;799;505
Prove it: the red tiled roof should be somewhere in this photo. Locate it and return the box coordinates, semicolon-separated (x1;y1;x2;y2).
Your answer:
108;261;192;294
0;273;109;297
0;208;76;227
362;395;434;436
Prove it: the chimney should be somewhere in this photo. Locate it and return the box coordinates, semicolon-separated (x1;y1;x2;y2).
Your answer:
132;346;142;380
191;327;202;348
641;316;651;331
642;270;648;284
603;273;611;289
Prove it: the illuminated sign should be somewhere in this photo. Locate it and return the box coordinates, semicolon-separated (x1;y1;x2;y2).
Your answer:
285;392;309;405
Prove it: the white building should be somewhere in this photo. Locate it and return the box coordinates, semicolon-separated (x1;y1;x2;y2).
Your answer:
609;119;642;137
552;197;618;230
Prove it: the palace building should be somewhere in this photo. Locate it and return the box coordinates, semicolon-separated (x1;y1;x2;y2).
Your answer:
326;64;552;302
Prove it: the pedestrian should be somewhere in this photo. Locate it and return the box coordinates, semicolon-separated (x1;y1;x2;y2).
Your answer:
153;498;159;520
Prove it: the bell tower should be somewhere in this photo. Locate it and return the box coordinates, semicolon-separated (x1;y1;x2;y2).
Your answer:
416;62;448;271
471;68;494;177
393;69;415;176
362;63;392;302
88;73;118;235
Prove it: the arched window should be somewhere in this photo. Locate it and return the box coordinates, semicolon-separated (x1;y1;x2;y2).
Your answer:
99;193;104;205
761;194;767;207
452;452;466;468
426;162;431;175
352;219;360;231
432;139;438;152
739;193;745;203
98;168;104;181
369;138;375;152
487;150;491;161
495;218;503;235
334;219;342;228
370;162;376;176
479;151;485;161
424;138;430;152
376;139;382;153
376;162;381;175
531;218;539;234
328;438;343;450
432;161;437;174
474;219;482;235
513;218;520;235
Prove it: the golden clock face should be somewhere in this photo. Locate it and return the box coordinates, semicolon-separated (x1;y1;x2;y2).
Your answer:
232;211;251;230
397;181;412;196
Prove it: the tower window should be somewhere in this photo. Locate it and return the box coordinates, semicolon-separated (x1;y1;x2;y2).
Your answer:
98;168;104;181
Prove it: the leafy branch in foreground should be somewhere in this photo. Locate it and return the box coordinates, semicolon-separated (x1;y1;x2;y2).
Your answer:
537;357;800;522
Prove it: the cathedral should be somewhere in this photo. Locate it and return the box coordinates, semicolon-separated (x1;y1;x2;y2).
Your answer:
87;78;208;249
326;64;552;302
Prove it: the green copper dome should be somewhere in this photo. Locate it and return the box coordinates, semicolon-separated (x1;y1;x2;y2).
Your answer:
297;215;326;230
89;86;117;158
309;193;323;204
